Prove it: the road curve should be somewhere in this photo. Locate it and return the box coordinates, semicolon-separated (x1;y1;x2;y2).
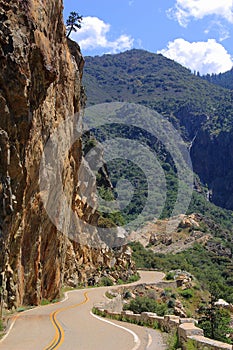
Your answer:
0;271;166;350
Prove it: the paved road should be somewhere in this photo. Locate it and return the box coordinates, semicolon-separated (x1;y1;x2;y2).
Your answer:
0;271;166;350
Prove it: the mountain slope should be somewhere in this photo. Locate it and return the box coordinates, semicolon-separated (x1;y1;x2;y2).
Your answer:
83;49;232;115
202;68;233;90
83;49;233;210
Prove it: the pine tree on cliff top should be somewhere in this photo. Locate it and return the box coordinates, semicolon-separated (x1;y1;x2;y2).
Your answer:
66;11;83;38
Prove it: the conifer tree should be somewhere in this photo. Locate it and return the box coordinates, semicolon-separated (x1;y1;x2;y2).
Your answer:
66;11;83;38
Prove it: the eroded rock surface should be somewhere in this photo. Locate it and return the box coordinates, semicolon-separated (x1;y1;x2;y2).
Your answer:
0;0;135;309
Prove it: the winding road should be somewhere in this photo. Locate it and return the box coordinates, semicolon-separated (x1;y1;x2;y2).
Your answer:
0;271;166;350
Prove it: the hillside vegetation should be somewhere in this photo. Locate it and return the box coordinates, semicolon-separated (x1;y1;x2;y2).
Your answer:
130;241;233;304
83;50;233;310
83;49;233;211
202;68;233;90
83;49;233;136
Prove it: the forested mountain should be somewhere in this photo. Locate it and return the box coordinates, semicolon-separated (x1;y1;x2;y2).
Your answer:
83;49;233;211
202;68;233;90
82;48;233;307
82;49;233;307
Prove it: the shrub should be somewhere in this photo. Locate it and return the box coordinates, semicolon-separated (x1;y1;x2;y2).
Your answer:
105;292;115;299
99;277;114;286
166;272;175;280
180;289;194;299
127;273;140;283
167;330;180;350
117;279;124;285
167;299;175;308
185;339;197;350
123;291;132;299
124;296;168;316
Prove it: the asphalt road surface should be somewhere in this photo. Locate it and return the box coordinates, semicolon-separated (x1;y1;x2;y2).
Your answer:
0;271;167;350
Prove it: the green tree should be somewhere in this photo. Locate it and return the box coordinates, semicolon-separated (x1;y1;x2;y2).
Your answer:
199;308;232;343
198;291;232;344
66;11;83;38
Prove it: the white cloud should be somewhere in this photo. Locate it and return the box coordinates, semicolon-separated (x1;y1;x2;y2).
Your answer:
70;16;134;54
168;0;233;27
204;21;230;42
158;38;233;74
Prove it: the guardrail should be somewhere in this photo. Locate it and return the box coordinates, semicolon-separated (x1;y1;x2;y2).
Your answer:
94;306;232;350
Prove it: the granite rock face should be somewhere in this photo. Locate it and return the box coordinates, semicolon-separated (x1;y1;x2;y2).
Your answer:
0;0;135;309
191;129;233;210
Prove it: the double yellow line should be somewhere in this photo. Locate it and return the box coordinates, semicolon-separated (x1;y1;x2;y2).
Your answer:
44;292;89;350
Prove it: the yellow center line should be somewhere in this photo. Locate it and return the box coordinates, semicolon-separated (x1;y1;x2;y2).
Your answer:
43;291;89;350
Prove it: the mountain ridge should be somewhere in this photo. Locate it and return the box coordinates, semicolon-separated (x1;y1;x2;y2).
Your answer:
82;49;233;211
202;67;233;90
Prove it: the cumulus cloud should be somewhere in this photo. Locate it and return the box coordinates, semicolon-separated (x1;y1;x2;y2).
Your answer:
168;0;233;27
70;16;134;54
158;38;233;74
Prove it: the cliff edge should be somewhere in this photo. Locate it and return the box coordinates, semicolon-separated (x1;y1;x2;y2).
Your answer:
0;0;135;309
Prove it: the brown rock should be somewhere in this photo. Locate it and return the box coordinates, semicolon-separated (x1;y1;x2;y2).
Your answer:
0;0;135;309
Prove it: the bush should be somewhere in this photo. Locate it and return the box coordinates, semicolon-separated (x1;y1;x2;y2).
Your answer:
117;279;124;285
167;330;180;350
185;339;196;350
167;299;175;308
123;291;132;299
166;272;175;280
124;296;168;316
179;289;194;299
105;292;115;299
99;277;114;286
127;273;140;283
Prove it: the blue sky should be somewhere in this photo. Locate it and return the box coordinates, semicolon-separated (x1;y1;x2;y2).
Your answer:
63;0;233;74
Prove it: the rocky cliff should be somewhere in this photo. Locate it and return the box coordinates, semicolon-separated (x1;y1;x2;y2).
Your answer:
191;129;233;210
0;0;135;309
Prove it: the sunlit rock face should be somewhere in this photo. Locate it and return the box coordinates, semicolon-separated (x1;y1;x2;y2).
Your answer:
0;0;135;309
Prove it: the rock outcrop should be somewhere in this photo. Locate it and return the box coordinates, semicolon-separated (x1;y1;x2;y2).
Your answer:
128;214;211;254
0;0;135;309
191;129;233;210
